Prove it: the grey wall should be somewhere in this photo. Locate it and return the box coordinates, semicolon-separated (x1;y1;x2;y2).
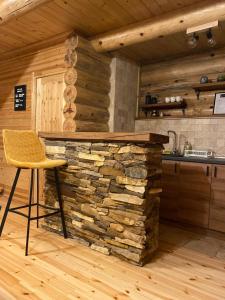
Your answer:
109;56;139;132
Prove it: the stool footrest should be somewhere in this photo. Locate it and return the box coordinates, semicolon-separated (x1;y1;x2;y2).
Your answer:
9;203;60;220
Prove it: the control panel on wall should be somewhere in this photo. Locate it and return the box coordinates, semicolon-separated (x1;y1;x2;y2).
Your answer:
14;85;26;111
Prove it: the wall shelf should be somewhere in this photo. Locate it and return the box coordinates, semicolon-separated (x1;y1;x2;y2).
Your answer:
140;101;187;111
136;115;225;121
192;82;225;99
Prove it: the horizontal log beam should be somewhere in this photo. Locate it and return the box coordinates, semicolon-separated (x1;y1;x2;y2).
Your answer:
0;0;50;25
91;0;225;52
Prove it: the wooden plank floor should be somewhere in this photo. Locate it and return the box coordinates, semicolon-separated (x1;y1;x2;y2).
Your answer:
0;198;225;300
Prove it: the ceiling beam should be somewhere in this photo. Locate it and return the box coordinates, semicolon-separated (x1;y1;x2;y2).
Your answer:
91;0;225;53
0;0;51;25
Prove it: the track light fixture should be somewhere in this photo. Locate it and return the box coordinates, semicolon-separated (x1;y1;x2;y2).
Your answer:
187;33;199;49
186;20;218;49
206;29;216;47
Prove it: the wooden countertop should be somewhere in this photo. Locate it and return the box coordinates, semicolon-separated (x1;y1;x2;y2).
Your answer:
39;132;169;144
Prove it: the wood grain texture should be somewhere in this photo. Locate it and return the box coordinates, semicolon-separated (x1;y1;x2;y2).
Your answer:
160;160;179;221
161;161;212;229
210;164;225;233
0;0;218;64
0;0;50;25
0;39;66;202
39;131;169;143
178;162;211;228
139;46;225;118
90;0;225;52
63;34;111;132
0;197;225;299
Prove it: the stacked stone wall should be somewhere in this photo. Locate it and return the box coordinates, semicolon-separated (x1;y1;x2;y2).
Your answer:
43;140;162;266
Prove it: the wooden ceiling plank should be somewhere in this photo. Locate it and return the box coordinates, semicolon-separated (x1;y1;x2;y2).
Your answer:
0;20;55;47
0;0;52;25
39;1;98;36
91;0;225;52
54;0;108;34
87;0;136;27
140;0;162;16
16;10;63;35
114;0;154;21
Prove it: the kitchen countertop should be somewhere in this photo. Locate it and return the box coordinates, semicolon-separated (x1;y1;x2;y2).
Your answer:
163;155;225;165
39;132;169;144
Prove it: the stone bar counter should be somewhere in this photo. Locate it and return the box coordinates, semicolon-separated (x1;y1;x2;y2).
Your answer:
40;132;169;266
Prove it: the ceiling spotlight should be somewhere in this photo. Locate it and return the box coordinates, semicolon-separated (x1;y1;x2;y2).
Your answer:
187;33;199;49
206;29;216;47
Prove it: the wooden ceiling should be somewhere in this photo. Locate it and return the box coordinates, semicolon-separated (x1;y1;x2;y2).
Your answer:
0;0;221;64
117;22;225;64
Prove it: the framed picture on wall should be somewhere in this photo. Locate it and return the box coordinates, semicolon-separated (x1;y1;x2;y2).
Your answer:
213;92;225;115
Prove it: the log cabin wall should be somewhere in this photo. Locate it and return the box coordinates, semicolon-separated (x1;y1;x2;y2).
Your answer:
63;34;111;132
136;47;225;155
0;39;66;202
0;33;112;201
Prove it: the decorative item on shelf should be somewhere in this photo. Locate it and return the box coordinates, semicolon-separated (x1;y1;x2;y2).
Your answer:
145;94;151;104
145;94;157;104
200;75;209;84
165;97;170;103
175;96;182;102
165;96;183;103
151;110;159;117
217;74;225;82
159;112;164;117
213;92;225;115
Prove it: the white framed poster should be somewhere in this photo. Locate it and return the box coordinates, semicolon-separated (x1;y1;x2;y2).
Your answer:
213;92;225;114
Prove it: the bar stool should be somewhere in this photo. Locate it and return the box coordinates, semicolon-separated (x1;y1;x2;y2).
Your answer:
0;130;68;255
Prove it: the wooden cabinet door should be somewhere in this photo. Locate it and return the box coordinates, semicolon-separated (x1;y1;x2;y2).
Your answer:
178;162;211;228
210;165;225;233
160;160;179;221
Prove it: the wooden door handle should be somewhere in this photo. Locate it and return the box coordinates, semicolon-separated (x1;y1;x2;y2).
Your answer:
214;166;217;178
174;163;177;173
206;166;210;176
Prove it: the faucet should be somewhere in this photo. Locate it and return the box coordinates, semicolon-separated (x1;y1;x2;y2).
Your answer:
167;130;178;155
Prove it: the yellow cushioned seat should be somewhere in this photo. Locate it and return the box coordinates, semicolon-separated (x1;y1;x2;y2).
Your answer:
1;129;68;256
3;130;67;169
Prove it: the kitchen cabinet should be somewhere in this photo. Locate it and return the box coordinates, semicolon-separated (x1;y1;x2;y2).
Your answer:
178;162;211;228
160;161;179;221
210;165;225;233
161;160;211;229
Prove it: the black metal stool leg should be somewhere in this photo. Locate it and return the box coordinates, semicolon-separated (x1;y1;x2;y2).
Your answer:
25;169;34;256
36;169;39;228
0;168;21;236
54;168;67;239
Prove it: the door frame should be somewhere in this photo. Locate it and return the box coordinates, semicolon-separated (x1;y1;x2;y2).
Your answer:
31;70;65;132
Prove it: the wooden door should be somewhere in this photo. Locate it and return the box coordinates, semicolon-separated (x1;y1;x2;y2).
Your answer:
35;73;65;132
210;165;225;233
178;162;211;228
160;160;179;221
34;72;65;202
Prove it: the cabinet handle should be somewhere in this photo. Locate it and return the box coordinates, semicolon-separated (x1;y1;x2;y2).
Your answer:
206;166;209;176
214;166;217;178
174;163;177;173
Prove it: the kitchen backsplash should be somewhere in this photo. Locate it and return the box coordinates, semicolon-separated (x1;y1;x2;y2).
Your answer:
135;118;225;156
